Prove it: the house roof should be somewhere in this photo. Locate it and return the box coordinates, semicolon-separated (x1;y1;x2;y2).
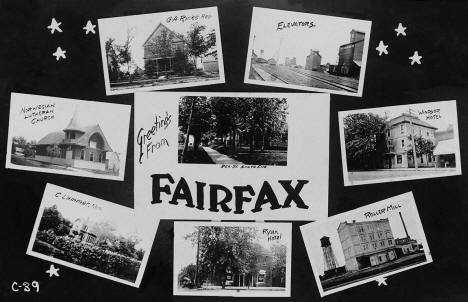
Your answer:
387;113;437;130
64;110;85;132
337;218;390;231
143;23;184;47
434;139;456;155
37;131;64;145
36;124;113;152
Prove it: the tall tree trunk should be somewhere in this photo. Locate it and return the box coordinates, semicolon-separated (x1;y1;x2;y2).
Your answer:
249;129;254;152
232;127;237;154
182;98;196;162
261;127;266;151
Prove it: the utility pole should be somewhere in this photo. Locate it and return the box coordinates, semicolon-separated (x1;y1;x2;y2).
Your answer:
194;226;201;287
408;108;418;169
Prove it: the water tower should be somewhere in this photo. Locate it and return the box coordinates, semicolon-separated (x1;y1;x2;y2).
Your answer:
320;236;338;271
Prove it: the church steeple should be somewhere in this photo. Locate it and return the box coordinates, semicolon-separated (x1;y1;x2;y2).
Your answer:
63;108;85;133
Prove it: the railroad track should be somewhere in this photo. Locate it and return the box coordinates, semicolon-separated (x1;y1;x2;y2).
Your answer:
288;68;358;93
252;66;288;84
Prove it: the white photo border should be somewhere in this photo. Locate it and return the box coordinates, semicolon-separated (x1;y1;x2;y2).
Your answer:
5;93;131;181
26;183;158;288
338;100;462;186
243;7;372;97
300;191;433;296
173;221;292;297
98;6;226;96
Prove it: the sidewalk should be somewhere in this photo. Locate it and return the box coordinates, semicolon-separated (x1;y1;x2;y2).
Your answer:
202;146;244;165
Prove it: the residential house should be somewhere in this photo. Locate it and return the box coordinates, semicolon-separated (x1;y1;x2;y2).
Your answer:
383;113;437;168
434;124;457;167
69;218;99;244
143;23;187;75
35;111;113;171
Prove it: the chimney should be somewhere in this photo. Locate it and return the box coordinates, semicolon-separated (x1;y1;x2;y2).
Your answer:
399;212;409;238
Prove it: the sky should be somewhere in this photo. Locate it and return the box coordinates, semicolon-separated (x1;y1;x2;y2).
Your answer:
344;100;457;132
10;94;130;155
173;223;289;274
98;7;219;70
304;197;427;275
250;8;371;66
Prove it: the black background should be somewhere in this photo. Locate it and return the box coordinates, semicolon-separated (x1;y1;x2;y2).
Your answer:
1;0;468;301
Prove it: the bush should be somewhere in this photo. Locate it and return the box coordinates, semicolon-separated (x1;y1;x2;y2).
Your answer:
33;239;56;254
50;236;141;282
37;230;56;244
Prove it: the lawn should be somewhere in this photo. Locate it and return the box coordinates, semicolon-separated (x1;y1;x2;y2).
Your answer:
212;145;287;166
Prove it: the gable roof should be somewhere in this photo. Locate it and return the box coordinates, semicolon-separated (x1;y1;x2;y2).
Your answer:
75;124;113;152
37;131;65;145
36;124;112;151
143;23;184;47
387;113;437;130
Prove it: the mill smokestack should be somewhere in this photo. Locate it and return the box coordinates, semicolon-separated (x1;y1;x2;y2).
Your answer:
399;212;409;238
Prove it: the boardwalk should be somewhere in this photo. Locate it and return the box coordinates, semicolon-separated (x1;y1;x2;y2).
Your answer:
203;147;243;165
250;63;359;93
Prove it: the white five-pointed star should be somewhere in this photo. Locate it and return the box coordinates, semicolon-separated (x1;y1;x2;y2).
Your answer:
52;47;67;61
83;20;96;35
45;264;60;277
47;18;63;34
376;41;389;56
395;23;407;36
376;276;387;286
409;51;422;65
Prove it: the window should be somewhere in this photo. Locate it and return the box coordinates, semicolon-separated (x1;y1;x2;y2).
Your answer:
401;139;405;148
400;124;404;134
372;243;377;249
380;241;385;247
388;239;393;245
360;235;366;242
80;149;84;160
90;151;94;161
378;232;382;239
98;153;103;163
257;273;265;283
363;244;368;250
370;233;375;240
397;155;402;164
427;131;429;136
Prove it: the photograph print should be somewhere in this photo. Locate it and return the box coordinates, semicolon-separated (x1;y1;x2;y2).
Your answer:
174;221;292;297
98;6;224;95
178;96;288;166
338;100;461;186
300;191;432;296
244;7;371;96
6;93;131;180
27;184;157;287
